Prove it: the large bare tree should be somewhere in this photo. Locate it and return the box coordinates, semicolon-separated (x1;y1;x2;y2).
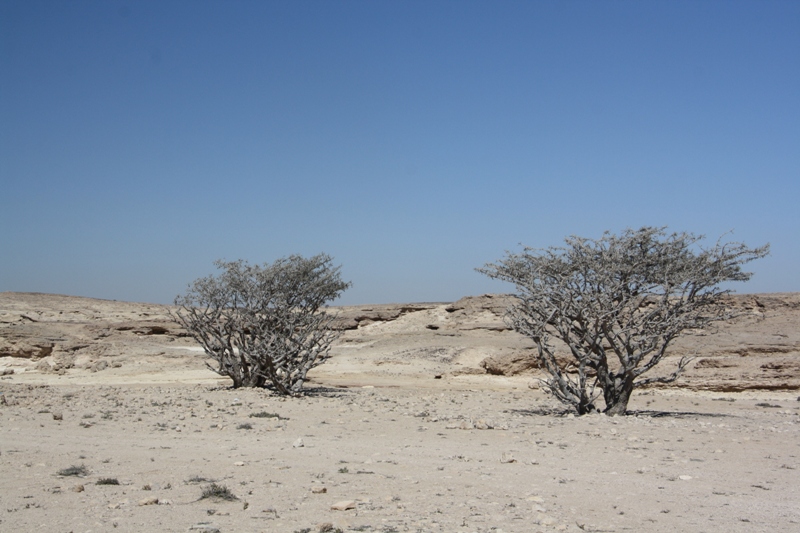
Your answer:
173;254;350;394
479;227;768;415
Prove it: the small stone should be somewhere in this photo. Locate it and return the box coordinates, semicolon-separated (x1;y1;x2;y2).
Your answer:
293;438;304;448
139;497;159;506
52;412;63;421
311;486;327;494
475;419;493;430
234;461;245;466
679;475;693;480
536;513;556;525
330;500;356;511
108;499;129;509
500;453;516;463
188;525;220;533
71;484;84;493
90;360;108;372
458;420;473;430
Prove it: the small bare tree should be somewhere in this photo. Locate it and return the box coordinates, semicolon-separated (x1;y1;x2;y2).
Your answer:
173;254;350;394
479;227;768;415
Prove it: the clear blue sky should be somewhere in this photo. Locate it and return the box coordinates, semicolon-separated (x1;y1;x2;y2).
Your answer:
2;1;798;305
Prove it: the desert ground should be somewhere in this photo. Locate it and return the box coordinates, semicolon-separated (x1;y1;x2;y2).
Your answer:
1;292;798;533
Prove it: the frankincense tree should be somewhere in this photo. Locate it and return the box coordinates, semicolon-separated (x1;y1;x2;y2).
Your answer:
479;227;768;415
173;254;350;394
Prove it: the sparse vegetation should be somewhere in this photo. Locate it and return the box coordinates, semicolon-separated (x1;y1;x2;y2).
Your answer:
200;483;238;501
96;477;119;485
236;422;253;430
186;475;213;484
58;464;89;477
173;254;350;394
249;411;281;419
481;227;768;415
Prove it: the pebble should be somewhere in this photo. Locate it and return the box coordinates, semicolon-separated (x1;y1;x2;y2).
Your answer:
108;499;129;509
330;500;356;511
500;453;516;463
139;497;159;506
293;438;305;448
535;513;556;525
475;418;494;430
188;525;220;533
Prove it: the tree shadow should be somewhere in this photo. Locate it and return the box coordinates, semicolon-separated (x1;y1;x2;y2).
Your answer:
201;384;352;398
299;385;353;398
626;409;732;419
509;406;574;417
509;407;733;419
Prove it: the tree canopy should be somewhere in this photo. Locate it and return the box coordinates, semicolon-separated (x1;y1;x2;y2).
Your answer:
173;254;350;394
480;227;769;415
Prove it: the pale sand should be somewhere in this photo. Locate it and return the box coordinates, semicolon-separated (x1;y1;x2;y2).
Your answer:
1;292;798;532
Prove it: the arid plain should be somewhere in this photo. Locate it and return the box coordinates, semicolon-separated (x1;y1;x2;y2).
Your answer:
1;292;798;533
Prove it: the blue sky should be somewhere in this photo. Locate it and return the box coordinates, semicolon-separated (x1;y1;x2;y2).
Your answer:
1;1;798;305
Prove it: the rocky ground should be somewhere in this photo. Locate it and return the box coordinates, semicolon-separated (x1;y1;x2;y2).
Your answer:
1;292;799;532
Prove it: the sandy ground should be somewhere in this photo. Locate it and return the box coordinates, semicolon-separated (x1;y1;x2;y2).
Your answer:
2;380;799;533
1;293;799;532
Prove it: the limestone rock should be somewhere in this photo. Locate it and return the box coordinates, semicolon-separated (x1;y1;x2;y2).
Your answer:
480;352;539;376
330;500;356;511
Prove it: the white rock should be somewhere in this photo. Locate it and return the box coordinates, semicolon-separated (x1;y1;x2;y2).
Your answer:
330;500;356;511
500;453;516;463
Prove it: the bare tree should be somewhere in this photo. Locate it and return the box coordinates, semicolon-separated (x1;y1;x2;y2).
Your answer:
173;254;350;394
479;227;768;415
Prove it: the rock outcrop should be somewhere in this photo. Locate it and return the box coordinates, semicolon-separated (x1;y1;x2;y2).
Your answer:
1;291;798;391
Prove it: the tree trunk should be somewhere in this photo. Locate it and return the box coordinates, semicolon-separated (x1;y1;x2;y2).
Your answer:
603;375;634;416
242;372;267;388
577;394;596;415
